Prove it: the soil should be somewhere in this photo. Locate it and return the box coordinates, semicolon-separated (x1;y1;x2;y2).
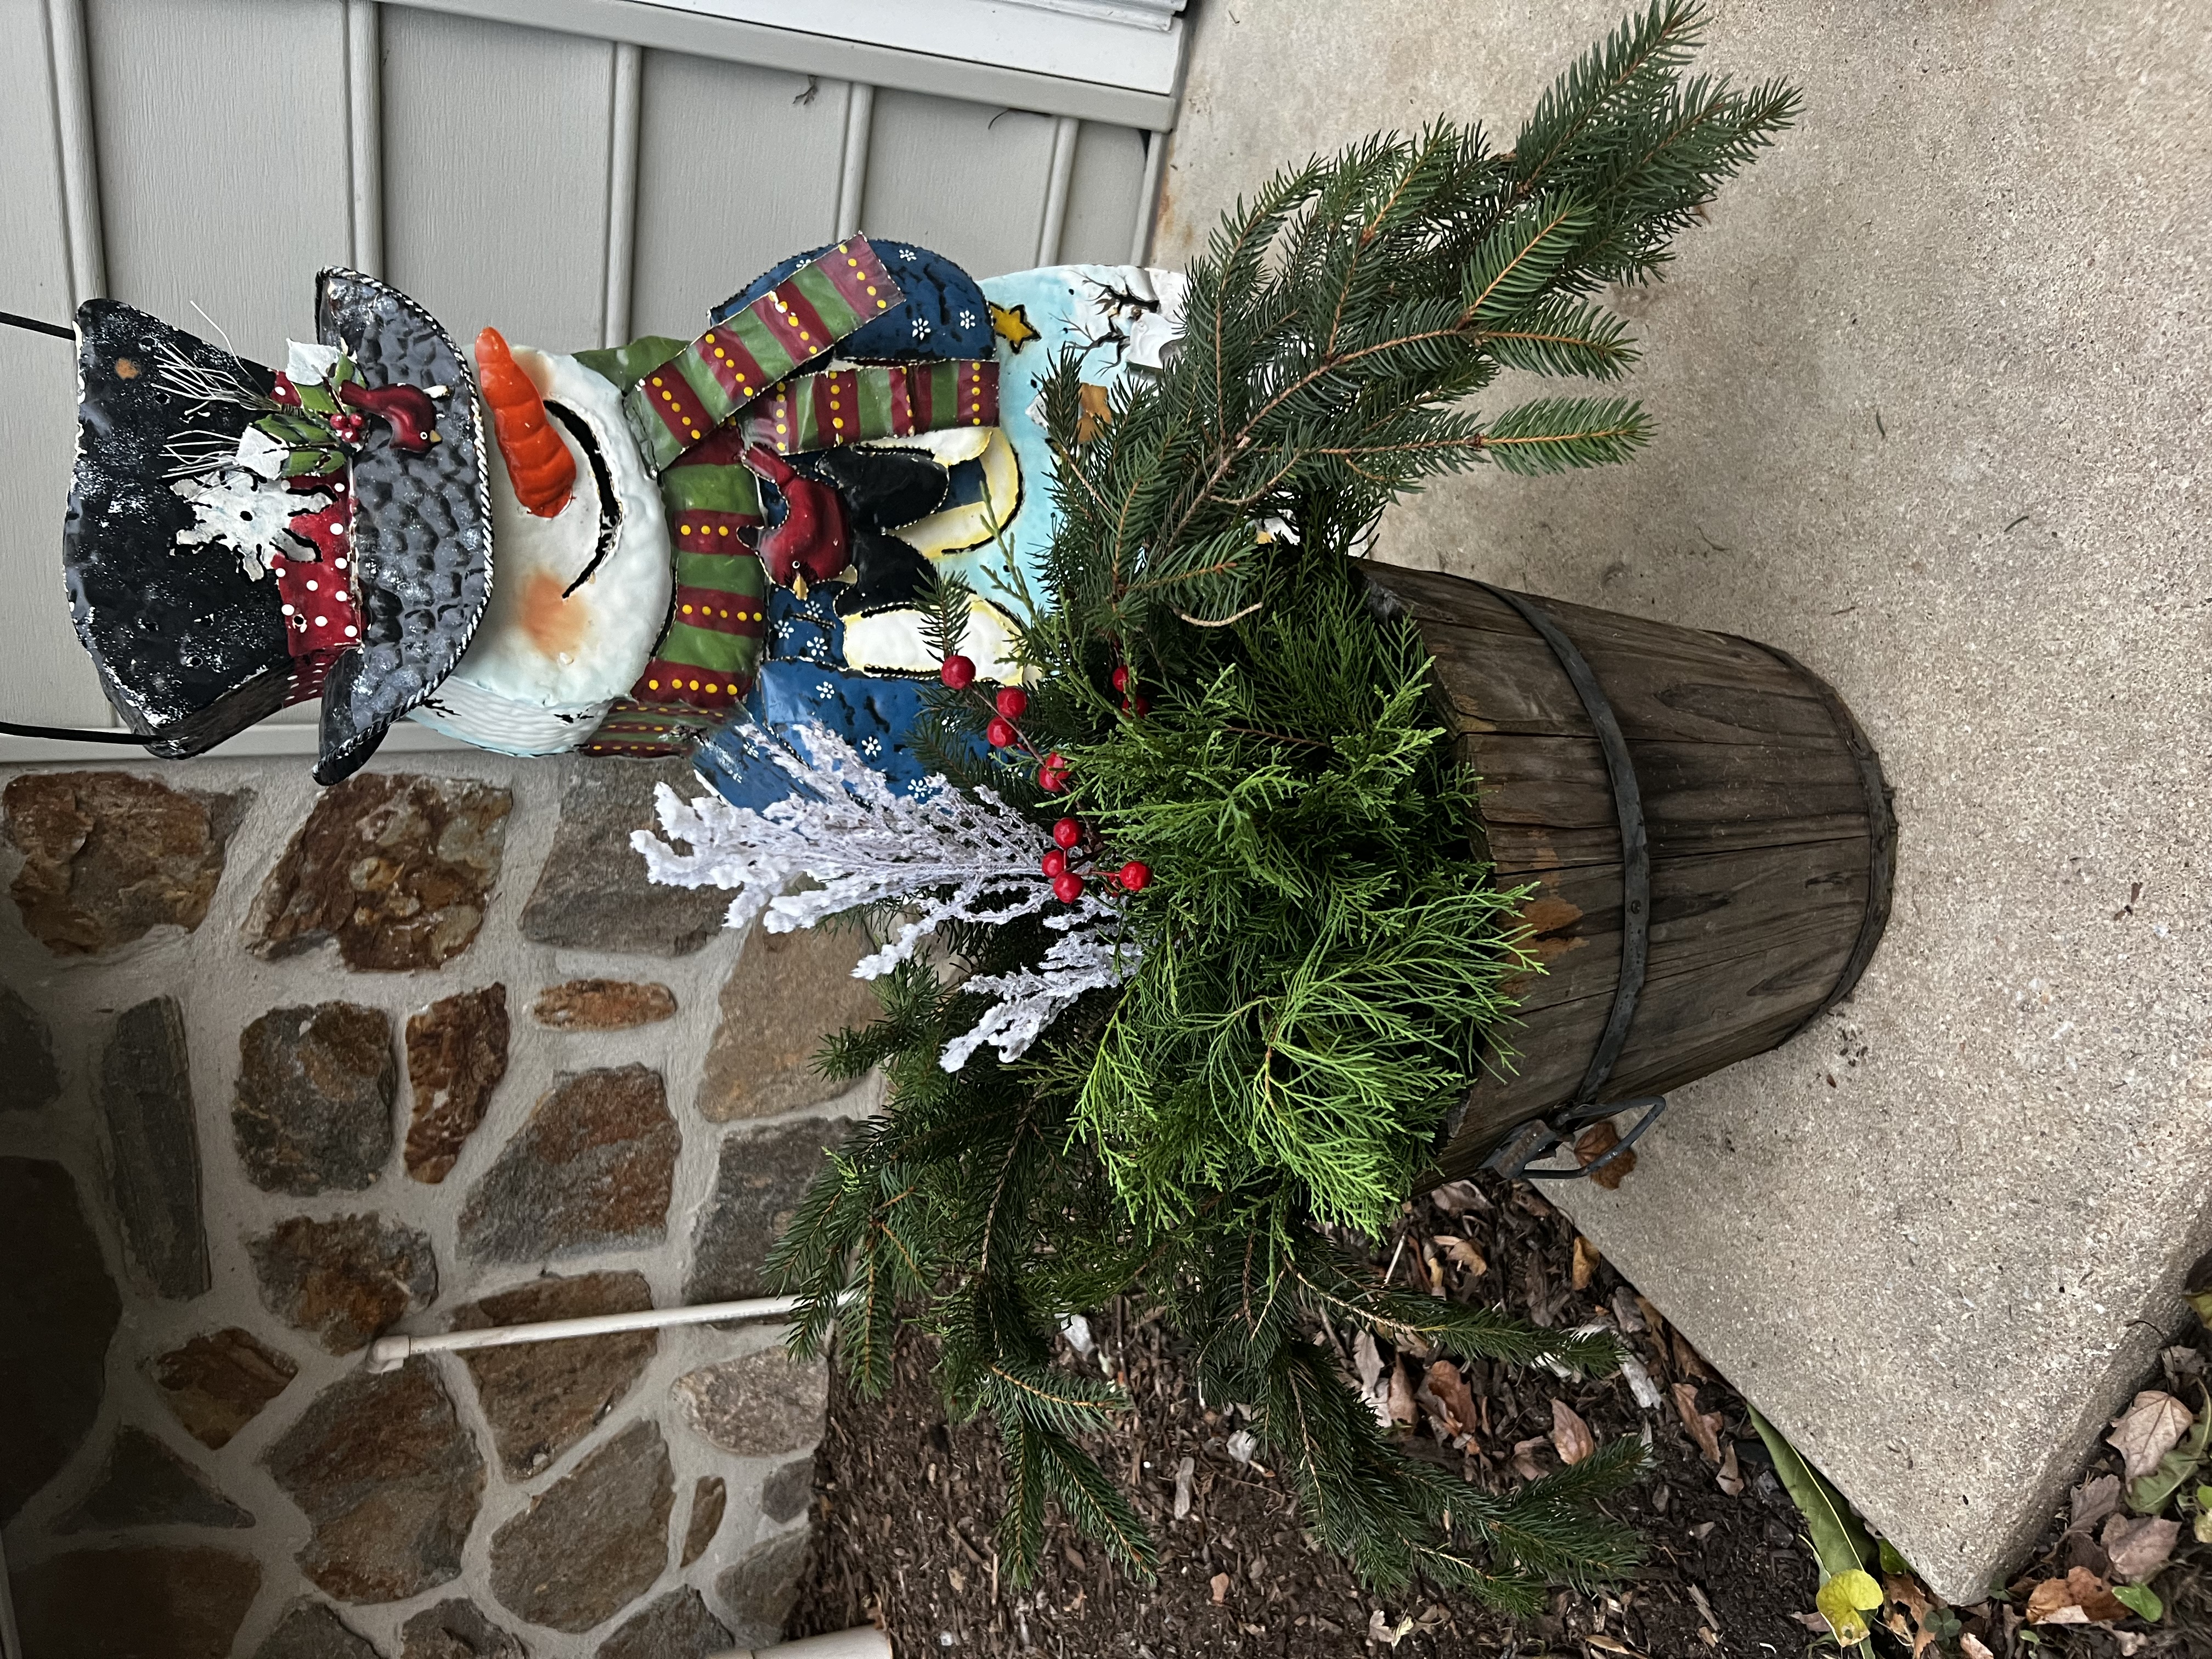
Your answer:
788;1170;1821;1657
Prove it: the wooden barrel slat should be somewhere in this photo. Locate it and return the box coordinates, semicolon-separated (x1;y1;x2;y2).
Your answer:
1422;620;1843;749
1467;735;1870;867
1504;839;1872;1014
1482;815;1871;876
1361;564;1895;1180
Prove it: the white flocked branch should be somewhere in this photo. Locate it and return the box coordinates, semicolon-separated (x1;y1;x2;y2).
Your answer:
633;720;1139;1069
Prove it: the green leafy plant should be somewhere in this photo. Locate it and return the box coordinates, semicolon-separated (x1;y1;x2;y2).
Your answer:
1752;1407;1882;1650
771;0;1798;1607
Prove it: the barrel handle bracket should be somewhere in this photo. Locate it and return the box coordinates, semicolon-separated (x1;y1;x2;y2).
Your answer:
1480;1095;1669;1182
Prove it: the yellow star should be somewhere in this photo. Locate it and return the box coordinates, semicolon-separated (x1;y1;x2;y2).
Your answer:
989;302;1039;352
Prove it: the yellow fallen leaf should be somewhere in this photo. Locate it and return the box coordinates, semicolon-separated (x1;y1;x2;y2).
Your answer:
1815;1568;1884;1644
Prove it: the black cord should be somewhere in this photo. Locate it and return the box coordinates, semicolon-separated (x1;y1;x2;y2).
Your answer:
0;309;73;341
0;721;153;745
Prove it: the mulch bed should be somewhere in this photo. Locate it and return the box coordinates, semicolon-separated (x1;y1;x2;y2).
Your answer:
788;1171;1820;1657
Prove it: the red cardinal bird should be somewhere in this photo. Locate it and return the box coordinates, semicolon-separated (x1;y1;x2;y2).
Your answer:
745;444;850;588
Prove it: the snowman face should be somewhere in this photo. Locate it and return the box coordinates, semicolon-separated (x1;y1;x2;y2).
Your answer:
411;345;672;755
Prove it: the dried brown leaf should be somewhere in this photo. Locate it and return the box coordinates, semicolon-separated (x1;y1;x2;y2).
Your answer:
1672;1382;1723;1464
2070;1472;2123;1532
2101;1512;2180;1583
1429;1180;1488;1216
1353;1329;1385;1398
1960;1635;1996;1659
1438;1234;1487;1281
1883;1575;1939;1659
2107;1390;2192;1483
1572;1120;1635;1188
1611;1286;1647;1333
1423;1361;1479;1437
1715;1440;1743;1496
1510;1435;1549;1481
1571;1234;1601;1291
1365;1609;1413;1647
1673;1330;1717;1381
1385;1359;1415;1428
1550;1397;1595;1465
1210;1572;1231;1606
2025;1566;2131;1625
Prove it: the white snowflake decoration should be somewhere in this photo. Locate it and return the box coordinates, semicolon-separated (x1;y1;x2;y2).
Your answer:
171;467;322;579
910;315;933;341
634;720;1136;1068
957;308;977;330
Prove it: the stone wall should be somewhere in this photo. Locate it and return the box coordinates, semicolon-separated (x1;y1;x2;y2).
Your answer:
0;753;879;1657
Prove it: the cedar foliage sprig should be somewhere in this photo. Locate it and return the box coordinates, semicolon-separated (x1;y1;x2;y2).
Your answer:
771;1;1796;1606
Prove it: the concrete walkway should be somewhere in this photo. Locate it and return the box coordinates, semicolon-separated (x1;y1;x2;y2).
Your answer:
1157;0;2212;1604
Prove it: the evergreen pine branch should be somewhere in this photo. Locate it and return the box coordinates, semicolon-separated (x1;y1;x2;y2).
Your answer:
1036;1433;1161;1578
1479;297;1640;380
997;1414;1050;1581
1479;396;1651;474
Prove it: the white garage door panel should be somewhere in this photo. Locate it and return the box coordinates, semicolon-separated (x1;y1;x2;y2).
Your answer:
1;0;111;727
1060;120;1146;267
88;0;351;364
861;88;1057;280
381;5;615;351
630;50;847;340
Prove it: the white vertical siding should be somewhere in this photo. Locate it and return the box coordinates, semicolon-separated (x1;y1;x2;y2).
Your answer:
0;0;106;725
1060;120;1148;266
380;7;614;349
860;89;1059;279
0;0;1166;755
627;53;849;338
87;0;351;363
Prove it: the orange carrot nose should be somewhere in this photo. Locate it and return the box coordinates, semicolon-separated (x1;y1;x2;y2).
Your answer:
475;325;575;518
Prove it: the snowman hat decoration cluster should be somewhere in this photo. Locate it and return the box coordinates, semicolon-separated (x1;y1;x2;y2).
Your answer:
42;240;1187;793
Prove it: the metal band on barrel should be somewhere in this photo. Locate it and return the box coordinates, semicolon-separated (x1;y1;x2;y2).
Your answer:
1476;583;1650;1108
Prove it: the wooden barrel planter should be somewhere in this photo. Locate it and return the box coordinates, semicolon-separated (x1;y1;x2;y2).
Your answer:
1361;565;1896;1185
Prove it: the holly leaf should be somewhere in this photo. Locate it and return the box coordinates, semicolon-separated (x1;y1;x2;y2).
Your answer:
1815;1568;1883;1644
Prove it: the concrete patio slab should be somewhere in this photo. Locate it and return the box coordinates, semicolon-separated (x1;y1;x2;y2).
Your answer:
1158;0;2212;1604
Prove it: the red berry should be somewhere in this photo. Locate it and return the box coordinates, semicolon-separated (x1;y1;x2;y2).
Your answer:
1118;861;1150;893
1110;665;1131;693
1052;817;1082;849
939;654;977;689
995;686;1029;720
986;716;1017;748
1052;872;1084;904
1122;694;1151;717
1038;753;1069;793
1042;849;1068;879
